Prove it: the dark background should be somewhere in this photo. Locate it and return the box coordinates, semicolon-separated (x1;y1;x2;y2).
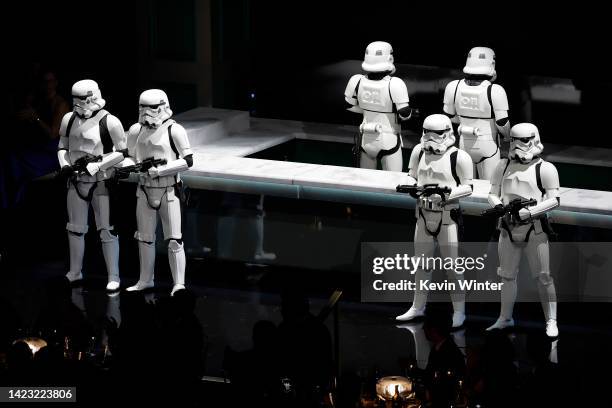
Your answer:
4;0;609;146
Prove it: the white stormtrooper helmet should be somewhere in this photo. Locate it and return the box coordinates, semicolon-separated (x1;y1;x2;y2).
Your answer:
362;41;395;74
509;123;544;163
138;89;173;128
463;47;496;80
72;79;106;118
421;114;455;154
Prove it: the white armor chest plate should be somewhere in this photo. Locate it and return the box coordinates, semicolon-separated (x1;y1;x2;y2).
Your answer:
135;122;176;163
455;80;492;119
68;112;106;156
417;149;457;189
358;77;394;114
501;161;543;203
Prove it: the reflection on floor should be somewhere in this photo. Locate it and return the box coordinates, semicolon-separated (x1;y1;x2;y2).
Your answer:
2;255;612;406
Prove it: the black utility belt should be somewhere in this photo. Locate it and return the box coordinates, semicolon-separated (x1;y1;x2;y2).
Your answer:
361;107;395;114
458;114;494;120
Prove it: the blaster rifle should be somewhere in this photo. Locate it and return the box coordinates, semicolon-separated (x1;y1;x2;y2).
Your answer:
482;197;537;219
72;155;103;174
396;183;451;199
114;157;167;181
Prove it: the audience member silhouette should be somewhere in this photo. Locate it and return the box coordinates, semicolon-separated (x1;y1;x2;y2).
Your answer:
4;341;33;386
224;320;281;405
278;288;333;406
423;307;466;407
2;68;69;208
470;330;519;407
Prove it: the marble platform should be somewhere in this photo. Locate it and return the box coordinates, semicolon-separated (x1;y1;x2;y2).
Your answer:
185;152;612;228
166;107;612;228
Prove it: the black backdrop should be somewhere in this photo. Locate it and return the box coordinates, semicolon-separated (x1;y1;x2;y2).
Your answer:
5;0;610;146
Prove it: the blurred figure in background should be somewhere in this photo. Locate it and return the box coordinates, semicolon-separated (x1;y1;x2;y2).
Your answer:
1;68;69;208
422;307;465;407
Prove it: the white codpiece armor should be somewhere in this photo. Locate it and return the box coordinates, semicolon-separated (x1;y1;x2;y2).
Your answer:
443;47;510;181
344;41;411;172
486;123;560;338
396;115;473;328
57;80;127;291
125;89;193;296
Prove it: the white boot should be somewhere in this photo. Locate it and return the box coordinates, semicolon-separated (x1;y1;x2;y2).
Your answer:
127;241;155;291
449;276;466;328
66;232;85;282
168;239;186;295
100;229;120;291
396;269;429;321
537;277;558;337
546;319;559;338
487;317;515;331
487;277;516;331
396;306;426;322
451;309;466;329
171;284;186;296
106;281;120;291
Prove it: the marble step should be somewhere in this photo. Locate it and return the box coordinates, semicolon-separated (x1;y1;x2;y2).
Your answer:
174;107;250;147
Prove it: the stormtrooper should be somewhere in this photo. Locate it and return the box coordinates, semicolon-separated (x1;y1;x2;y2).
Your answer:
124;89;193;296
443;47;510;181
486;123;559;338
344;41;412;172
57;79;127;291
395;114;474;328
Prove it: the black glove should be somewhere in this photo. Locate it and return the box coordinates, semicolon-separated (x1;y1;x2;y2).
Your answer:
59;165;74;179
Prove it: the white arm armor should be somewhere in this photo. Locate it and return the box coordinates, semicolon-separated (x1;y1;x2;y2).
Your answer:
170;123;193;158
487;159;505;207
106;115;127;151
488;194;503;207
155;159;189;177
407;144;423;179
524;197;560;218
520;161;560;220
390;77;410;120
344;74;363;113
57;113;72;167
58;149;70;167
98;152;125;170
117;157;136;167
442;80;459;120
447;149;474;202
491;84;510;141
126;123;141;158
448;184;473;201
86;151;125;176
